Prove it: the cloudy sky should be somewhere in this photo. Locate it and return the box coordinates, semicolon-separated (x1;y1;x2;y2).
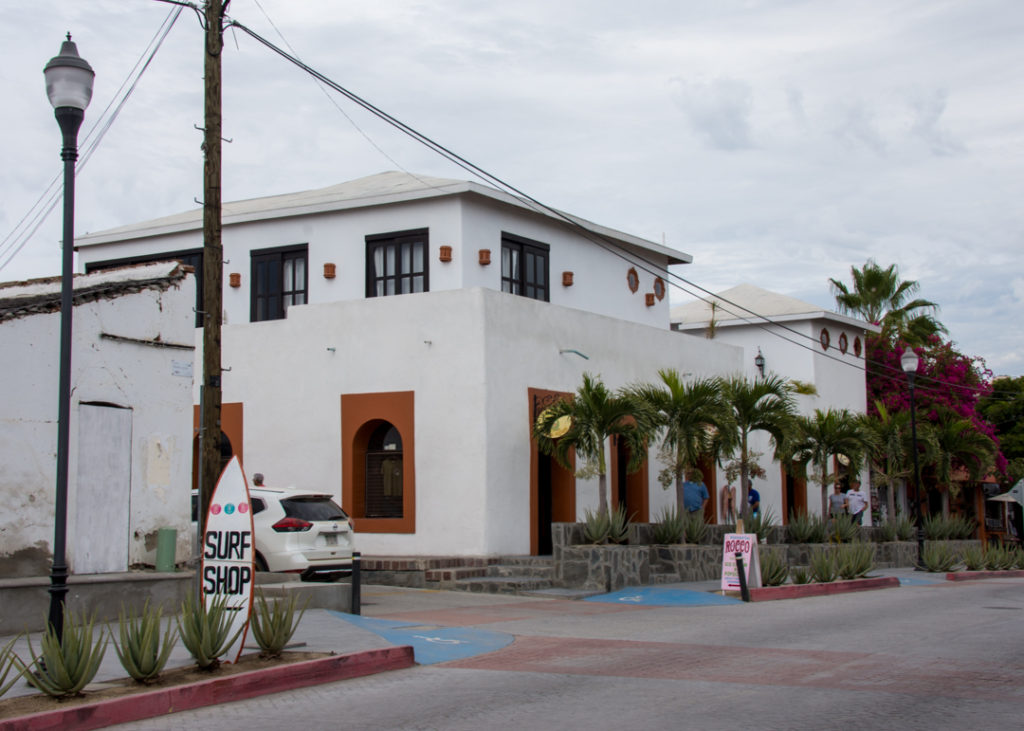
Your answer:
3;1;1022;375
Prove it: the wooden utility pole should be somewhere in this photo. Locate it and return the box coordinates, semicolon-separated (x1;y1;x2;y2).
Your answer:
199;0;225;527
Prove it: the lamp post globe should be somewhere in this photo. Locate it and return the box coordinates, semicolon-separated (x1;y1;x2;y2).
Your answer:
44;34;93;641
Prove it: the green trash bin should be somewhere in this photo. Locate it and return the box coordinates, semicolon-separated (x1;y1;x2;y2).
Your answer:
155;528;177;572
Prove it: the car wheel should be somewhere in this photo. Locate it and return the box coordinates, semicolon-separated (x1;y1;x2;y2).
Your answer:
254;553;269;572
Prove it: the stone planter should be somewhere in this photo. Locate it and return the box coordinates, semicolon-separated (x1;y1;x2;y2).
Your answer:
556;544;651;592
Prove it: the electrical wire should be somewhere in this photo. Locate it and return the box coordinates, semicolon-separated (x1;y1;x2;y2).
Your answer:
226;19;1017;402
0;6;183;275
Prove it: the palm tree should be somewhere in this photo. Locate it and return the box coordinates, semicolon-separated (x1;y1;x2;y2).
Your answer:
717;374;796;506
789;408;868;516
533;373;647;516
625;369;729;512
829;259;946;345
859;402;910;520
927;409;997;515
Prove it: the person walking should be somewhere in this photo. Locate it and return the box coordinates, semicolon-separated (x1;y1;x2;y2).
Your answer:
846;481;868;525
828;483;847;519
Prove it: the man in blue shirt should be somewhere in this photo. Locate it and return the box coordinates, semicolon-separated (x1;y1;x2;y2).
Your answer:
682;471;710;514
747;485;761;517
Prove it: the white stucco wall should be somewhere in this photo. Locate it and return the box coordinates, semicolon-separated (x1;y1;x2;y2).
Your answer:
0;267;196;577
212;287;742;557
78;191;679;331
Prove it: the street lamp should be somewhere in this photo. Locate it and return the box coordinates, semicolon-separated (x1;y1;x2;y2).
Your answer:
754;348;765;377
44;33;94;640
900;348;925;568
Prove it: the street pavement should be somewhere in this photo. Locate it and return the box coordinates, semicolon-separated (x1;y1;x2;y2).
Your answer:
9;568;1024;729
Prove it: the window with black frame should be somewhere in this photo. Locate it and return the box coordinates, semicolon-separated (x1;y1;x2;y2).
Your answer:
366;229;428;297
501;233;549;301
251;244;308;322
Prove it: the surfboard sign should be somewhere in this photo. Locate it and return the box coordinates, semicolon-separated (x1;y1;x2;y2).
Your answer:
200;456;254;663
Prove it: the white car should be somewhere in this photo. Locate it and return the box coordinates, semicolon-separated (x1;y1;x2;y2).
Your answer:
193;485;355;581
249;486;355;581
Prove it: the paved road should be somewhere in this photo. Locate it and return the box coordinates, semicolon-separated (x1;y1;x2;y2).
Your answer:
120;573;1024;730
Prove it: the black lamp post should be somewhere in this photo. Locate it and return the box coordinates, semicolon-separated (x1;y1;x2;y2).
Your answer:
43;34;94;640
900;348;925;568
754;348;765;378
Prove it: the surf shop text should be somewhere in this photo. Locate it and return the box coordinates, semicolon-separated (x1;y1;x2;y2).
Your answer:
203;530;253;595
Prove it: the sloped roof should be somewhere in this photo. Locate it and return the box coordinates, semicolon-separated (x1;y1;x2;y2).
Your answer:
671;283;879;332
76;171;691;265
0;261;190;323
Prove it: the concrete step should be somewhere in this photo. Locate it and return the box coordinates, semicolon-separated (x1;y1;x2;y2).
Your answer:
650;571;681;584
453;575;554;594
492;555;554;567
424;566;490;583
487;563;555;579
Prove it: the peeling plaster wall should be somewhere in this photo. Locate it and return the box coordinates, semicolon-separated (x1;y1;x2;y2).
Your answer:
0;273;195;578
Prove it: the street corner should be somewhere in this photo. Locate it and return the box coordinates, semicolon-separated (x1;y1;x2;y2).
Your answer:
584;586;742;607
330;612;515;665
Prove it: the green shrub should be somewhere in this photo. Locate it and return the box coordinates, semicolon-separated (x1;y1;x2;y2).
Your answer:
1011;546;1024;570
960;545;985;571
837;543;876;580
922;513;952;540
879;515;914;542
741;505;776;543
652;506;684;544
13;609;107;698
177;592;246;670
0;636;24;698
949;515;976;540
111;600;177;684
787;512;825;544
984;545;1015;571
921;543;959;572
809;548;838;583
609;505;631;545
759;550;789;586
790;566;812;584
828;514;860;544
582;509;611;544
682;509;709;544
251;591;309;659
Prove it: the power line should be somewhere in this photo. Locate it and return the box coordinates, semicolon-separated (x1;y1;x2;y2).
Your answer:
0;7;183;275
227;19;1017;403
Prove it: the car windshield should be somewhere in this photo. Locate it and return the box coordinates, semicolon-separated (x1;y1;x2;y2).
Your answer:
281;496;349;522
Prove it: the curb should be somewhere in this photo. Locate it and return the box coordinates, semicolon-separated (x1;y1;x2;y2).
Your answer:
748;576;900;602
1;645;415;731
946;569;1024;582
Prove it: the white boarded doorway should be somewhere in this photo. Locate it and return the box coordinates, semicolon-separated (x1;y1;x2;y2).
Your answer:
73;404;132;574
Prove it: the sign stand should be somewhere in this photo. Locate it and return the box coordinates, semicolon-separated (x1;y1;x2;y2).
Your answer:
720;533;761;594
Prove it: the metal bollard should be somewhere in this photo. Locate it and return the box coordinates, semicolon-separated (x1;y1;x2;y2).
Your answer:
350;552;361;615
736;552;750;602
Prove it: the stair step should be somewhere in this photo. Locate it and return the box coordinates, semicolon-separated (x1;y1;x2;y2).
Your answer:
453;575;554;595
488;564;555;579
424;566;489;582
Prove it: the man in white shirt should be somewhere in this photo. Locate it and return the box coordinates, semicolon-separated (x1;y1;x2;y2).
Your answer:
846;481;868;525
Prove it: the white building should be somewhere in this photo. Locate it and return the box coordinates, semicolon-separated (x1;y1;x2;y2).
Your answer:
0;263;196;577
671;283;879;524
76;171;745;557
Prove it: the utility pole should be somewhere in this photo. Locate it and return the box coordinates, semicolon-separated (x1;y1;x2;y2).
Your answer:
199;0;226;528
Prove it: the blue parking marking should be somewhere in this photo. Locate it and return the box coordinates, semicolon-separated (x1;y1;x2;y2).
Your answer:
896;575;946;586
585;586;742;606
331;613;514;665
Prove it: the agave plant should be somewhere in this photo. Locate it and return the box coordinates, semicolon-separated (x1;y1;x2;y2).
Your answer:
837;543;876;580
984;545;1015;571
13;608;108;698
790;566;812;585
177;592;246;670
809;548;838;583
759;550;789;586
879;515;915;542
682;509;709;544
652;506;684;544
0;636;24;698
582;508;611;544
921;543;960;572
960;545;986;571
827;514;860;544
787;512;825;544
1012;546;1024;570
922;514;951;541
250;591;309;659
111;600;177;683
743;505;776;543
608;505;631;545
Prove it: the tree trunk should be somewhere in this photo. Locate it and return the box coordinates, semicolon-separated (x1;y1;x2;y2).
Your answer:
820;464;828;517
598;472;609;516
739;433;749;507
675;470;685;513
885;464;896;521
